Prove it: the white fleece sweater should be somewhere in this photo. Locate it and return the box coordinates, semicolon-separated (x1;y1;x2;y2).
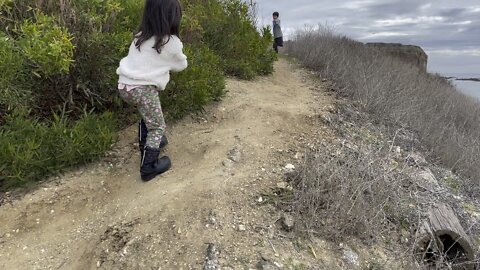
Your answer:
117;35;188;90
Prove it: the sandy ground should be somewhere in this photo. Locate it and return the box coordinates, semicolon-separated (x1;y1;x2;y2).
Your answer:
0;59;338;269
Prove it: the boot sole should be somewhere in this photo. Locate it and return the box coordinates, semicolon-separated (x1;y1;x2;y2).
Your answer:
141;162;172;181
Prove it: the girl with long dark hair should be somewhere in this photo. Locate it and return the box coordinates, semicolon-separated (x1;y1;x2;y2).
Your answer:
117;0;187;181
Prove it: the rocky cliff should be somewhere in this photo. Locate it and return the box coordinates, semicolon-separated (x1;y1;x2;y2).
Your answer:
366;43;428;72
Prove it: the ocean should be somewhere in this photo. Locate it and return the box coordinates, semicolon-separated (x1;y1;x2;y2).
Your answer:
445;73;480;100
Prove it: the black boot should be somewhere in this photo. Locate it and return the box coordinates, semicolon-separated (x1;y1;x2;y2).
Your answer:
138;119;168;158
140;147;171;181
138;119;148;153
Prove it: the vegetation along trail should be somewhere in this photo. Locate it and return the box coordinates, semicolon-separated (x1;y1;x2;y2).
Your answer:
0;59;335;269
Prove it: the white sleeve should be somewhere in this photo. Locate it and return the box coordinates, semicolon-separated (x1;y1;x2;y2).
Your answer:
167;36;188;72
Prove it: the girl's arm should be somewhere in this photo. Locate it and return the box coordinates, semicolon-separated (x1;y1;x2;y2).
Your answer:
167;36;188;72
170;52;188;72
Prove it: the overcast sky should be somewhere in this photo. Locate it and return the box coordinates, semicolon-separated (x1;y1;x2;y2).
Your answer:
255;0;480;75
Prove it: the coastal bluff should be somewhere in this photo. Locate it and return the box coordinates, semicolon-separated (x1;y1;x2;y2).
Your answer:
366;43;428;72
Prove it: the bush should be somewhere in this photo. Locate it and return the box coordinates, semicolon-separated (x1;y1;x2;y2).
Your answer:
287;26;480;194
292;143;411;242
191;0;276;79
160;45;225;119
0;0;140;116
0;0;274;190
0;32;31;110
0;110;116;191
161;44;226;120
18;12;74;77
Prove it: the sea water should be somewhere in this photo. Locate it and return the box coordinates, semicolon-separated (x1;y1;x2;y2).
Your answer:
446;73;480;100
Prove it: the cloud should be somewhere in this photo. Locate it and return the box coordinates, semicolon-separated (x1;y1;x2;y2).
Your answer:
428;49;480;57
360;31;412;39
374;16;444;27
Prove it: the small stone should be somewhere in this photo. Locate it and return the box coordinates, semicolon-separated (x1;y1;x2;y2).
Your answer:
257;197;264;203
257;255;280;270
416;168;438;186
228;148;242;162
238;224;246;231
204;243;220;270
284;164;295;173
273;262;283;268
280;213;295;231
276;182;288;190
406;152;428;167
321;113;332;124
341;244;360;267
208;209;218;226
222;159;234;168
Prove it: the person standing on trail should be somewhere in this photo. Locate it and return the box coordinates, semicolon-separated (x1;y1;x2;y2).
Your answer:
116;0;188;181
272;11;283;53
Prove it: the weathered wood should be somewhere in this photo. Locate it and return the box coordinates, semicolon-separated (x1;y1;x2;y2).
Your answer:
415;203;477;270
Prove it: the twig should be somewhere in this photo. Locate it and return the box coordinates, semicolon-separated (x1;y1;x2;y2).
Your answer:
267;239;277;254
389;128;401;153
308;244;317;259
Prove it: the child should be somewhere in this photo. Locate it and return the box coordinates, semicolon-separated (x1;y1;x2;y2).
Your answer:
272;11;283;53
116;0;188;181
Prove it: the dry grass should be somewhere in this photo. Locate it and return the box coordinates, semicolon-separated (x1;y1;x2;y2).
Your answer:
282;26;480;269
291;141;413;242
287;26;480;195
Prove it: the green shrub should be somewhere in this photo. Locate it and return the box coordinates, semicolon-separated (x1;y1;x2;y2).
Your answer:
0;0;274;191
18;12;74;77
161;44;226;120
0;32;31;110
191;0;275;79
0;110;116;191
1;0;273;118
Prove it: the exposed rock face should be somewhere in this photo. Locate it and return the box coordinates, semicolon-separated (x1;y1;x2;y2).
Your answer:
366;43;428;72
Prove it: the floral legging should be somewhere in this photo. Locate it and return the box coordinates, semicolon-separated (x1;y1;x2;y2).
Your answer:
118;85;166;148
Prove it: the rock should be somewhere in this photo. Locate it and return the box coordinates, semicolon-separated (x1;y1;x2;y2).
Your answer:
228;148;242;162
208;209;218;226
280;213;295;231
406;152;428;167
238;224;246;231
203;243;220;270
341;244;360;267
365;42;428;72
284;164;295;173
277;181;293;191
415;168;438;186
222;159;234;168
257;255;281;270
276;182;288;190
321;113;333;124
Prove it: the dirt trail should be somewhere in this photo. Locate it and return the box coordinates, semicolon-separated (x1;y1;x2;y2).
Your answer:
0;59;335;269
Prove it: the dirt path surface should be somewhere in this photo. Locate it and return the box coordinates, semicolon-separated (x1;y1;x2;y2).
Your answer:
0;59;335;269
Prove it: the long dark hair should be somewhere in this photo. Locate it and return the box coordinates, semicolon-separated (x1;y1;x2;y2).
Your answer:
135;0;182;53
